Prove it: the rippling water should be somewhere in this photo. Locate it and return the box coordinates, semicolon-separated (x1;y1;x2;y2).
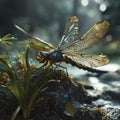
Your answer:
68;63;120;111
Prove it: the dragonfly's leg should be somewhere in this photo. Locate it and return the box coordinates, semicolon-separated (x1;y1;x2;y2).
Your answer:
32;61;49;76
42;61;51;69
54;63;68;75
54;63;62;70
39;61;49;69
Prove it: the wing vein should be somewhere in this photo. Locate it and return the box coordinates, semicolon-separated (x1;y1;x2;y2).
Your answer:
62;20;110;52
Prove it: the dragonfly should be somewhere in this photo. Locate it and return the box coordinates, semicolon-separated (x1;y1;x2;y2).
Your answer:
15;16;110;74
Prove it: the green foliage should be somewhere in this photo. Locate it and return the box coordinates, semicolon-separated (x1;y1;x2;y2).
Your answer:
0;34;71;120
0;34;16;54
64;100;77;116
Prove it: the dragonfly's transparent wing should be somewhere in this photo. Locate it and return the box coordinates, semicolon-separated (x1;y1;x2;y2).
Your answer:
63;53;109;67
62;20;110;52
15;25;54;49
58;16;79;48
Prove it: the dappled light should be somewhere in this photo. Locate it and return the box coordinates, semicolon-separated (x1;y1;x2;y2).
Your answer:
0;0;120;120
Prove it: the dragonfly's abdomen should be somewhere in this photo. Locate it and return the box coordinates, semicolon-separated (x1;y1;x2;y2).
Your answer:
63;55;108;74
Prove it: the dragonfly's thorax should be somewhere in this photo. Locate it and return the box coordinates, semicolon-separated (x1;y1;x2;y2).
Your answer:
36;49;63;63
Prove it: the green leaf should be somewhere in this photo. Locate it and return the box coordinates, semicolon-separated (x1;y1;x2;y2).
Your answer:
1;34;17;41
64;100;77;116
10;106;21;120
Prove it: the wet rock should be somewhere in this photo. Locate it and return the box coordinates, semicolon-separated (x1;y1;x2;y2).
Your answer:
93;99;111;107
84;84;94;90
103;107;120;120
103;90;120;101
99;71;120;82
73;105;105;120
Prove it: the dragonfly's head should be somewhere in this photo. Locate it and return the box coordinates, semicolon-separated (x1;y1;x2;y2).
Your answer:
36;51;49;63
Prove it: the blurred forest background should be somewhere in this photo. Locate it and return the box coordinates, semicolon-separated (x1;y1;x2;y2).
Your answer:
0;0;120;62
